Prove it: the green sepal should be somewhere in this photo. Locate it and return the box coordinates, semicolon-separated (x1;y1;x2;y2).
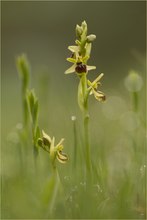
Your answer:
66;57;76;63
75;39;81;46
85;43;92;57
82;55;90;63
65;64;76;74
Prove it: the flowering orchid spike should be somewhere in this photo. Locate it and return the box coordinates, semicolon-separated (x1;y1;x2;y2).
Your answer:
38;131;68;166
65;21;97;76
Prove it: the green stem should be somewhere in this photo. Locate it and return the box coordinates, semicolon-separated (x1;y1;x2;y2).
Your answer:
72;116;77;168
22;86;29;133
81;74;92;178
49;167;60;217
84;112;92;176
132;91;138;112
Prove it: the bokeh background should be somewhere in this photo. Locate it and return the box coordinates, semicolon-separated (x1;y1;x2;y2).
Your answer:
1;1;146;219
2;1;146;135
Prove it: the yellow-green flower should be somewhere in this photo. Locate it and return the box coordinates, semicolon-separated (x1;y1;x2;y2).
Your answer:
65;49;96;74
38;130;68;166
87;73;106;101
65;21;96;75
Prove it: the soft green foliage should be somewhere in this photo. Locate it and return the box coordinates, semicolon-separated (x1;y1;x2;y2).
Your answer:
27;89;40;152
16;54;30;128
17;54;30;92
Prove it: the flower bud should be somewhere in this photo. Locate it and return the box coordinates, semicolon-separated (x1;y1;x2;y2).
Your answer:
76;25;83;38
81;21;87;30
87;34;96;43
81;21;87;36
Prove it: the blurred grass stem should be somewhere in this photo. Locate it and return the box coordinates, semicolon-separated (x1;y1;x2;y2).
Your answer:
48;167;60;217
17;55;30;131
72;116;78;168
132;91;138;112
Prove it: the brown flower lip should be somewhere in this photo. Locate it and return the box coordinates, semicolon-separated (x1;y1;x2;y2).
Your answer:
75;63;87;73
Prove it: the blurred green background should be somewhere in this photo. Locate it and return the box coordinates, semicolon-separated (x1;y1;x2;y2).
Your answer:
1;1;146;219
2;1;146;135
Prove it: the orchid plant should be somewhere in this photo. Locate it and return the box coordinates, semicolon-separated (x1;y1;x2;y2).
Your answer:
65;21;106;178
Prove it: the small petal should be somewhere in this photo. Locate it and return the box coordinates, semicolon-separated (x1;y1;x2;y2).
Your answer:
75;40;81;46
57;151;68;164
65;64;76;74
82;55;90;63
93;90;106;101
42;130;51;146
92;73;104;85
76;24;83;37
85;43;92;57
68;46;79;53
66;57;77;63
87;65;96;71
56;138;65;148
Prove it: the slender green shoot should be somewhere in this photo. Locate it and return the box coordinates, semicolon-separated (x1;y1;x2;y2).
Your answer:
16;54;30;130
27;90;40;157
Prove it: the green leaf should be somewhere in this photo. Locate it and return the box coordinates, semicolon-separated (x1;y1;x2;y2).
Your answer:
28;90;35;115
35;125;41;144
33;99;38;124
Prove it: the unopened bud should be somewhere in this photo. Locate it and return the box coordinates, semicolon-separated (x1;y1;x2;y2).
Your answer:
87;34;96;43
81;21;87;29
81;21;87;35
76;25;83;38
